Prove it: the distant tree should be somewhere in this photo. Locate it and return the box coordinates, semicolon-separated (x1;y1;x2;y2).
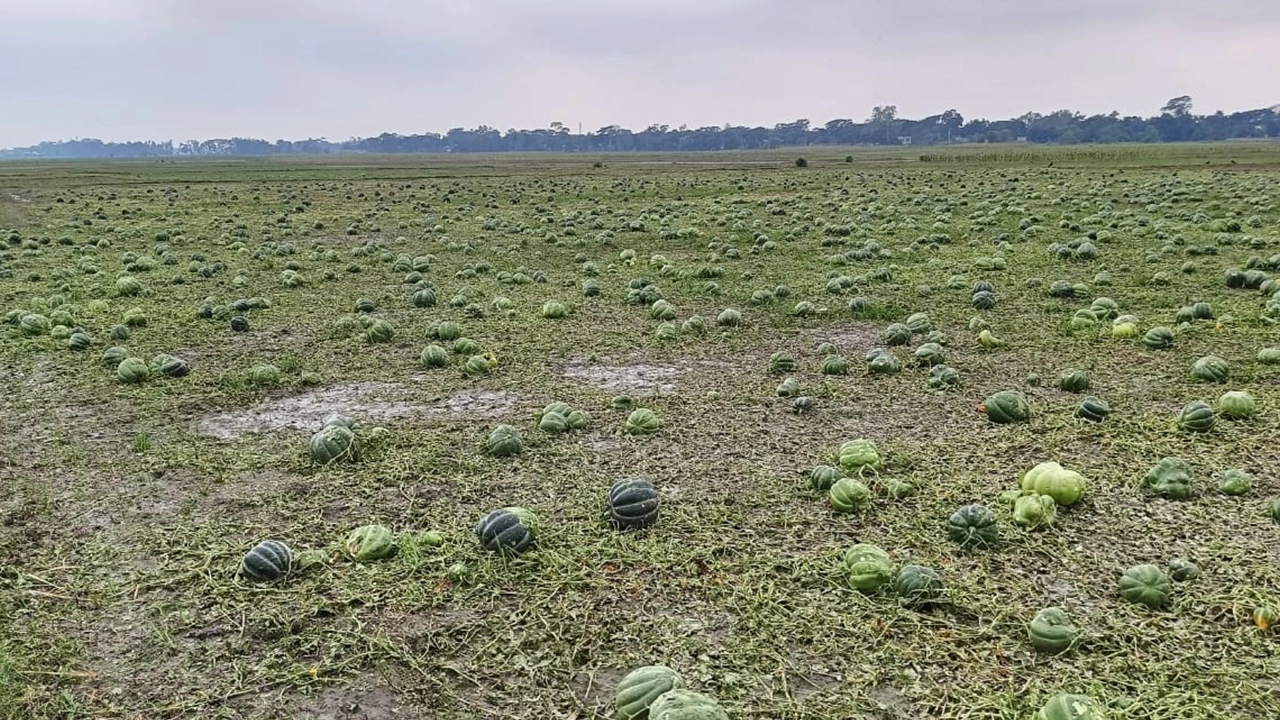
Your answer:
1161;96;1194;117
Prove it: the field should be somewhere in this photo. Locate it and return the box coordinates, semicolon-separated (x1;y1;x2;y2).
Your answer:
2;143;1280;719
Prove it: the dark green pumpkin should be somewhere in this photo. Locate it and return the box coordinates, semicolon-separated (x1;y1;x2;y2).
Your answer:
1178;402;1216;433
476;507;537;554
1057;368;1091;393
607;477;659;530
971;290;996;310
894;565;944;608
947;504;998;549
242;540;292;582
1142;326;1173;349
1076;396;1110;422
230;315;249;332
983;390;1029;424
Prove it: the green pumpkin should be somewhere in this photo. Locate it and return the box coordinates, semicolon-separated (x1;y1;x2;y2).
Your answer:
829;477;871;513
242;540;292;582
1216;390;1255;419
486;424;524;457
883;323;912;346
615;666;683;720
1021;461;1087;506
1175;305;1196;325
1217;469;1253;496
1057;368;1091;393
1111;321;1139;339
983;390;1029;423
462;354;492;375
453;337;482;356
977;329;1003;348
775;377;801;397
116;357;151;384
362;319;394;343
152;354;191;378
835;439;881;473
972;290;996;310
1119;564;1171;609
1142;326;1174;350
1258;347;1280;364
714;308;742;327
310;425;360;464
867;349;902;374
809;465;844;492
476;507;537;555
1013;493;1057;529
608;477;659;530
625;408;662;435
913;342;945;367
1035;694;1109;720
1168;558;1200;582
1028;607;1078;654
68;331;91;351
905;312;932;335
412;287;437;307
432;320;463;341
894;565;943;609
1270;498;1280;526
1190;355;1230;383
947;504;998;548
926;365;960;391
820;354;850;375
541;300;569;319
768;352;795;374
565;409;589;429
323;413;356;430
344;524;396;563
1178;401;1216;433
539;411;569;434
650;300;677;321
1192;301;1214;319
1076;396;1110;422
1144;457;1193;499
420;344;449;368
250;364;282;384
101;346;128;368
843;544;893;593
647;689;728;720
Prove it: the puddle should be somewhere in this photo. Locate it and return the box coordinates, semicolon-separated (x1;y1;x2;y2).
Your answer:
562;363;682;392
196;383;517;439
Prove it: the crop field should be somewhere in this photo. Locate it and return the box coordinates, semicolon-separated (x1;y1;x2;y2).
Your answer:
2;144;1280;719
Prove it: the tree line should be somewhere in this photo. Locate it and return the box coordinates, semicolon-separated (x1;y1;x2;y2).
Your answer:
3;97;1278;159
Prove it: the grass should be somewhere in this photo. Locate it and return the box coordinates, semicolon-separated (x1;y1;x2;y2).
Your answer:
1;143;1279;719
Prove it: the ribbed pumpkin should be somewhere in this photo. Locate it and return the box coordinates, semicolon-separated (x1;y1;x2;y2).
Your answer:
412;287;437;307
1035;694;1108;720
1217;468;1253;496
625;408;662;435
1142;326;1174;349
1028;607;1078;654
867;350;901;374
843;543;893;593
820;354;850;375
894;565;943;608
117;357;151;384
1168;558;1200;582
983;390;1029;424
883;323;912;346
1272;498;1280;525
1192;301;1214;319
1057;369;1091;393
905;312;932;335
836;439;881;473
1190;355;1230;383
242;540;292;582
1119;564;1171;609
1013;493;1057;529
1178;401;1216;433
486;424;524;457
310;425;359;464
768;352;795;374
230;315;249;332
913;343;945;367
608;477;659;530
971;290;996;310
344;524;396;563
420;344;449;368
614;666;683;720
68;331;91;351
809;465;844;491
1021;461;1087;506
927;365;960;391
1216;390;1255;419
476;507;537;555
101;346;128;368
829;478;871;513
776;378;801;397
1145;457;1193;499
647;689;728;720
947;504;998;548
1076;396;1110;422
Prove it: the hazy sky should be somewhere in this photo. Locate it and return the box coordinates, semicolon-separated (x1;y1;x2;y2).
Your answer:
2;0;1279;147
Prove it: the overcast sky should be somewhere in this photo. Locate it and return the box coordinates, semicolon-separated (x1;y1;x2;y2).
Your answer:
2;0;1278;147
